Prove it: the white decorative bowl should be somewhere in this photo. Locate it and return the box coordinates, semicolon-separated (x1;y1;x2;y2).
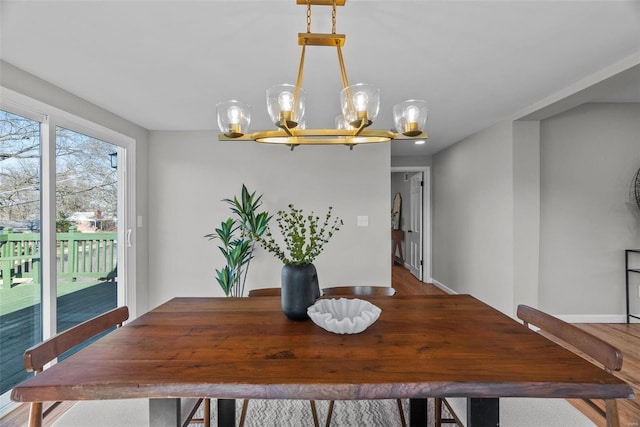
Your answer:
307;298;382;334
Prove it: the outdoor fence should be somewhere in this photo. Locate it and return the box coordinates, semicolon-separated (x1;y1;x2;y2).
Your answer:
0;227;117;288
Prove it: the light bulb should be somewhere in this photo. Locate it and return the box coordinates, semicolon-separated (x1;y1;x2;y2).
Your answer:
278;91;294;112
405;106;420;123
227;106;241;124
353;91;369;112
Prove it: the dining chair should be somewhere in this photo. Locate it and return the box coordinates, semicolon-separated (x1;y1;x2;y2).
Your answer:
433;304;625;427
321;285;396;297
244;287;320;427
22;306;210;427
320;285;405;427
247;287;282;297
517;304;624;427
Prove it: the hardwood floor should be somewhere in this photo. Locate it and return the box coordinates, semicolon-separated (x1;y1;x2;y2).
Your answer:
3;266;639;426
2;401;74;427
391;264;447;296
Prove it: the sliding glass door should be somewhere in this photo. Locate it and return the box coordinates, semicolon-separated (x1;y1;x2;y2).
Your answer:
0;98;134;414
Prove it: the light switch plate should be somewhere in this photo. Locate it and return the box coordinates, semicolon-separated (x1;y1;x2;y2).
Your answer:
357;216;369;227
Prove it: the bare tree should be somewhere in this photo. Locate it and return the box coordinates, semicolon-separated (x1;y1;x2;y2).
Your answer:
0;114;39;160
0;110;118;229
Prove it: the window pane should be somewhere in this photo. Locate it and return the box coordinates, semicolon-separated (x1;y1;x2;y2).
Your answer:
0;110;42;395
55;127;118;344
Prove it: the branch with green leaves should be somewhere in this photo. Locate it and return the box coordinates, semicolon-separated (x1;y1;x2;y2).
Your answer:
257;204;343;266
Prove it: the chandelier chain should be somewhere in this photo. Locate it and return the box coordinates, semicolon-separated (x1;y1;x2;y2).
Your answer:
306;0;312;33
332;0;337;34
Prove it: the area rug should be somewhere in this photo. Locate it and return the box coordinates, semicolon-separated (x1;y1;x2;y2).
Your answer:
236;399;413;427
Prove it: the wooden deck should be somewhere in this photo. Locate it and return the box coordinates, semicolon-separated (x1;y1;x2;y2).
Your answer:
0;281;117;394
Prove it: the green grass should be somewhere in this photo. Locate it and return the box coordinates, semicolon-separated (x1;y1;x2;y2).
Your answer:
0;279;103;315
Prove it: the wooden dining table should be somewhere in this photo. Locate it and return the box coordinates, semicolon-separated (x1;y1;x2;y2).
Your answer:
11;294;634;427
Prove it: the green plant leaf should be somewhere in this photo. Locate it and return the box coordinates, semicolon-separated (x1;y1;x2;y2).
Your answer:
215;266;234;296
256;204;342;266
207;184;271;296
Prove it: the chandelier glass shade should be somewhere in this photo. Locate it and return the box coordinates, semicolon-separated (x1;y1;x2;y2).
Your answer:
216;0;428;149
267;84;307;129
216;100;251;138
340;83;380;128
393;100;428;137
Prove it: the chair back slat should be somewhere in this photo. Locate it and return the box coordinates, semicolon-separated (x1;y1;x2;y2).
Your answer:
24;306;129;373
516;304;623;427
322;286;396;297
248;288;281;297
516;305;622;372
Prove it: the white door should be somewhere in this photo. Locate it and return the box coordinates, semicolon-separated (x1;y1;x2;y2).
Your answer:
407;173;423;280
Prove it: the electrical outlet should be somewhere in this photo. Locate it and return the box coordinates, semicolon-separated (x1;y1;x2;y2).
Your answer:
357;216;369;227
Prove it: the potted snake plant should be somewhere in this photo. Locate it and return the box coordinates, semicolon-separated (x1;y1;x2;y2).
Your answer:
206;185;271;297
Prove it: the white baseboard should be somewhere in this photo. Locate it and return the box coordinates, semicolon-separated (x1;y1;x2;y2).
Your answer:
429;279;628;323
554;314;628;323
430;278;458;295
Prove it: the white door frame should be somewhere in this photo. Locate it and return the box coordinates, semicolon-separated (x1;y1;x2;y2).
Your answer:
407;172;424;280
391;166;432;282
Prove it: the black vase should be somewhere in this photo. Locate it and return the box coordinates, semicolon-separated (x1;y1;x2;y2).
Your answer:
281;263;320;321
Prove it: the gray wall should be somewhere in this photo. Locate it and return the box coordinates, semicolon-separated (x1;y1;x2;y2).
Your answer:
148;131;392;308
432;102;640;319
0;61;151;315
513;121;541;314
391;155;432;168
539;103;640;317
432;121;515;315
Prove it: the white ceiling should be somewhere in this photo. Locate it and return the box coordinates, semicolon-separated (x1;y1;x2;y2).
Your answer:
1;0;639;156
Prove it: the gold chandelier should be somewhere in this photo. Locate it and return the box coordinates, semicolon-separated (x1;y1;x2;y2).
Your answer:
216;0;428;149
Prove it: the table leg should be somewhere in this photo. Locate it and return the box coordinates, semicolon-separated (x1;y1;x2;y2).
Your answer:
467;398;499;427
217;399;236;427
149;398;181;427
409;398;427;427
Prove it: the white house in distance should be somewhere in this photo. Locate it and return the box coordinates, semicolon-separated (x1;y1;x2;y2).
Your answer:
66;211;116;233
